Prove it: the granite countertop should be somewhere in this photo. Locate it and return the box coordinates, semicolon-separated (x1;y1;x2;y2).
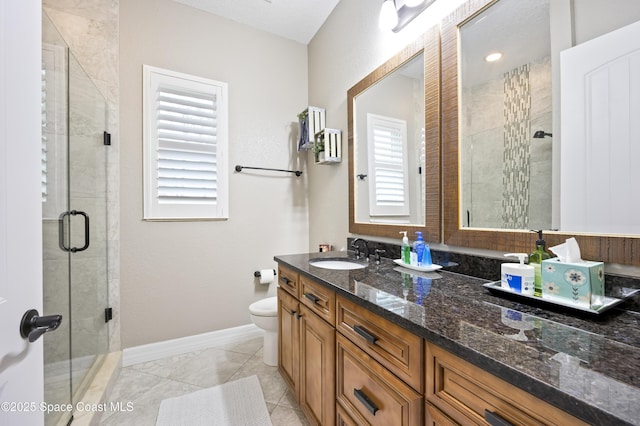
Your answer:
274;251;640;426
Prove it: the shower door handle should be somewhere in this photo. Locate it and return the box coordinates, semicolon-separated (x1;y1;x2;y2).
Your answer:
58;210;90;252
20;309;63;343
70;210;90;252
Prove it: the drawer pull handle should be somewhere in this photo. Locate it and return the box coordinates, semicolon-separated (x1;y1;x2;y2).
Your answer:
304;293;320;304
484;410;514;426
353;325;378;344
354;388;378;416
280;277;293;287
289;309;296;316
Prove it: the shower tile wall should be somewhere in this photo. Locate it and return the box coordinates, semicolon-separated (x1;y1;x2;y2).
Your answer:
502;64;531;229
43;0;121;352
461;56;552;229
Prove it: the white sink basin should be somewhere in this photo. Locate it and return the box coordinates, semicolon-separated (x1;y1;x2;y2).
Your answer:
309;259;367;270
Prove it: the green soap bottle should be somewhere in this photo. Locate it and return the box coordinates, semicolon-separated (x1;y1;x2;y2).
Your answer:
400;231;411;264
529;230;552;297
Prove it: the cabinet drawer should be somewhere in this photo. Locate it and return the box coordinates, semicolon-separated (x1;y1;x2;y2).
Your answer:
336;334;423;426
336;295;423;392
425;343;587;426
300;275;335;326
278;264;299;298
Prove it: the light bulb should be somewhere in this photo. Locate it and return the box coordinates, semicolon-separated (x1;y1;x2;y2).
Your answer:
485;52;503;62
404;0;425;7
379;0;398;31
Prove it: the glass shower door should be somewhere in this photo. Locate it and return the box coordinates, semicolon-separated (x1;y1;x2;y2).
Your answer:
42;13;72;426
41;11;109;426
66;49;110;406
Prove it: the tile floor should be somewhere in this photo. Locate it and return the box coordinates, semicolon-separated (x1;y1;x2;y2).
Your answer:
100;335;309;425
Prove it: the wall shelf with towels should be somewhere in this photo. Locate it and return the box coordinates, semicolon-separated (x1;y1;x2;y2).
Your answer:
298;106;325;151
297;105;342;166
314;128;342;165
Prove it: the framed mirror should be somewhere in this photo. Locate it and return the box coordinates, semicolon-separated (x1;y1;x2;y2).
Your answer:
349;27;440;241
442;0;640;265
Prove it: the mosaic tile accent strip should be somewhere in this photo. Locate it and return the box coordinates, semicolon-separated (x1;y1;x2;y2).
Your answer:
502;64;531;228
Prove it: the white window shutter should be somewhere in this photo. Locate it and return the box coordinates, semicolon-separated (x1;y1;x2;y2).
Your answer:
144;66;228;220
367;114;410;217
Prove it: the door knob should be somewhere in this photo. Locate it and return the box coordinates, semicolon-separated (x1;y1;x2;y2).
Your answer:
20;309;63;343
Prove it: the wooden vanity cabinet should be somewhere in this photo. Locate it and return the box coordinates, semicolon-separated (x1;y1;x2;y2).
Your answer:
277;270;336;426
425;343;588;426
278;263;589;426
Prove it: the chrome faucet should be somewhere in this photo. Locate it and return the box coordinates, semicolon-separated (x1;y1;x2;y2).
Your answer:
351;238;369;260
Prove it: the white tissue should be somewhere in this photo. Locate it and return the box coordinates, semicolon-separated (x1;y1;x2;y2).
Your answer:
550;237;582;263
259;269;275;285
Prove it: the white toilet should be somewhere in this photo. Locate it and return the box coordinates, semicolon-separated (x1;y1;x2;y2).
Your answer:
249;296;278;366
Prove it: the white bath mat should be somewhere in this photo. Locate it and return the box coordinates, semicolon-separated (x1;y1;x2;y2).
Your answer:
156;375;272;426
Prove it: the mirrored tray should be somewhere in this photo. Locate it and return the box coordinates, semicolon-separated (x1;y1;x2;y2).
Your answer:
483;281;626;315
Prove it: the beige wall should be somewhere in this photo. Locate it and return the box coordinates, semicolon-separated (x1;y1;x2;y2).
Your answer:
120;0;309;348
306;0;467;251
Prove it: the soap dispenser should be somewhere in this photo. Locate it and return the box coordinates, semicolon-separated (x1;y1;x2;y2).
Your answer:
399;231;411;264
501;253;535;295
413;232;426;266
529;230;552;297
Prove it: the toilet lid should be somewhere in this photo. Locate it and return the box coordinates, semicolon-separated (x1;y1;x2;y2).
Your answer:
249;296;278;316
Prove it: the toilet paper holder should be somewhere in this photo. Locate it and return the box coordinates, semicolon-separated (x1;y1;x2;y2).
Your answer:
254;269;276;278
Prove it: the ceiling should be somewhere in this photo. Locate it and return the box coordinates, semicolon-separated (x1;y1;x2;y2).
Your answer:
171;0;341;44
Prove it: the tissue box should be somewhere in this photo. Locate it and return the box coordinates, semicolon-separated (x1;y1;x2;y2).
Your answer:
541;258;605;310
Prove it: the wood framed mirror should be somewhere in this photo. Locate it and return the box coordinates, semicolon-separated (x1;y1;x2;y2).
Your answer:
441;0;640;265
348;26;440;241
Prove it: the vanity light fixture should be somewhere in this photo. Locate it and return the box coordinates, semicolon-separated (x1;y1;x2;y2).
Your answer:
379;0;399;31
379;0;435;32
485;52;503;62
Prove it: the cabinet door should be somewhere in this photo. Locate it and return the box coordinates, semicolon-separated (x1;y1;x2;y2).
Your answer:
299;304;336;426
278;287;300;398
337;334;423;426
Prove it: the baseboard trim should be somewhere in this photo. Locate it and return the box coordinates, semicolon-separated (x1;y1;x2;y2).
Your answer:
122;324;262;367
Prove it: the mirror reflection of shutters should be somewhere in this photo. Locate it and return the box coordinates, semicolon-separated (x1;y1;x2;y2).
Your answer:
367;114;410;217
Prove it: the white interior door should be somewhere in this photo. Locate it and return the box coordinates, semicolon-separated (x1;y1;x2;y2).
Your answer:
560;20;640;234
0;2;45;425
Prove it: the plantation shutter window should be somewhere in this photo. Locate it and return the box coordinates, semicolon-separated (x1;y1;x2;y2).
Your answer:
143;65;228;220
367;114;410;217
